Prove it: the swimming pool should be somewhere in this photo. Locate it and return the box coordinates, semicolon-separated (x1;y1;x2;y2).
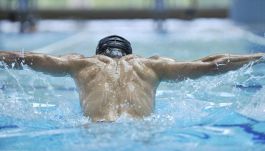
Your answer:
0;19;265;151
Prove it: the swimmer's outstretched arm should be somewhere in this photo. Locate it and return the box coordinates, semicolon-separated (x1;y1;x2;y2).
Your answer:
147;53;265;81
0;51;84;76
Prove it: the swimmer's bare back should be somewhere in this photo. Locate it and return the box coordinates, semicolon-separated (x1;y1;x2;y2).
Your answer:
0;51;264;121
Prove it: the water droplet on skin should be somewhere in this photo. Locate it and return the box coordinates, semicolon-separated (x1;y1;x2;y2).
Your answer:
11;62;15;68
227;54;231;63
128;83;135;92
215;63;219;69
20;49;25;58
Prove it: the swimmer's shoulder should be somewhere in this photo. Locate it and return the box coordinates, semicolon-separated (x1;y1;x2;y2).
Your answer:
123;54;142;61
136;55;178;69
148;55;176;62
60;54;103;66
121;55;177;64
60;53;85;59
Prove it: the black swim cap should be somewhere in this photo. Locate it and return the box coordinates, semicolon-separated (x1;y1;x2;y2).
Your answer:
96;35;132;58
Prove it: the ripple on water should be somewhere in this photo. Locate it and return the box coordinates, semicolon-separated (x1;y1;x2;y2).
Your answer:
0;59;265;151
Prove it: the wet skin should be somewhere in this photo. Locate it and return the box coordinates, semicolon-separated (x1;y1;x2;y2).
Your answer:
0;51;264;121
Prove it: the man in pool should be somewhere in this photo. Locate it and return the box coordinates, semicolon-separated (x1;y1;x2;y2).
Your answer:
0;35;264;122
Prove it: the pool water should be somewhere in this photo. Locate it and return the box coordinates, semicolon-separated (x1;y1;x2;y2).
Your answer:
0;19;265;151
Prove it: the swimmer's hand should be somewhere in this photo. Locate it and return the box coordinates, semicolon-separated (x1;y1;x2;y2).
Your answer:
259;53;265;62
0;51;25;69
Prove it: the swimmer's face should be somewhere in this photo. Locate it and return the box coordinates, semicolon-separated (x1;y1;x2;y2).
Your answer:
96;35;132;58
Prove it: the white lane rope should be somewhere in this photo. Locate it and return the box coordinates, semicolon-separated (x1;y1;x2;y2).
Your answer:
32;23;265;54
245;31;265;46
33;30;89;54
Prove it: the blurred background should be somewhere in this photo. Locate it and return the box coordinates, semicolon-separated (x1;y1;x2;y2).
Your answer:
0;0;264;59
0;0;230;33
1;2;265;151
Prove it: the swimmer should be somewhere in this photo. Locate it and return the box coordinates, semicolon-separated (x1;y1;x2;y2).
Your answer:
0;35;264;122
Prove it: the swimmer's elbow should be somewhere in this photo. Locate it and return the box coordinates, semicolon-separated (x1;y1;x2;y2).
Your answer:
206;61;243;76
23;54;72;76
188;62;221;78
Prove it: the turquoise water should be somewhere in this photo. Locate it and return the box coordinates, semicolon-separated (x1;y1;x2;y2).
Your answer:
0;19;265;151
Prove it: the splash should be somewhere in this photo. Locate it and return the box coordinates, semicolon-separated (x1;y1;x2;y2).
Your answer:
156;62;265;125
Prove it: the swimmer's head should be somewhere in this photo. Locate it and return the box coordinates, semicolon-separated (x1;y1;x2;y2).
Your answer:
96;35;132;58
